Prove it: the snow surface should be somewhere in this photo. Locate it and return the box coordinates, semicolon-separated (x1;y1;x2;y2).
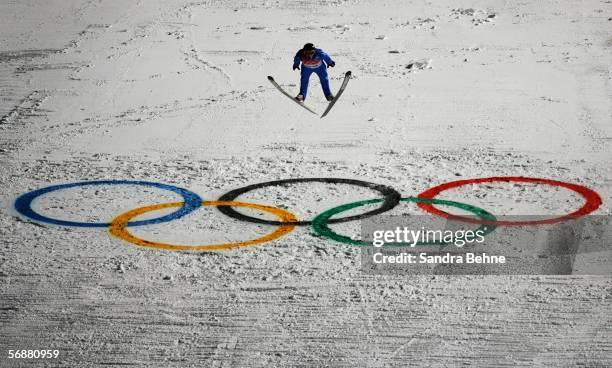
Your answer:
1;0;611;366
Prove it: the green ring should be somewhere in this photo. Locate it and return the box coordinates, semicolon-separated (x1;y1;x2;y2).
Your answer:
312;197;497;247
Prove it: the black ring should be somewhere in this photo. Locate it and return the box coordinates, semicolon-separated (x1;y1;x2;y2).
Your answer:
217;178;402;226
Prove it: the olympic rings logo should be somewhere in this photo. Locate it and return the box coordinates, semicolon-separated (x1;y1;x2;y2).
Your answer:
14;177;602;251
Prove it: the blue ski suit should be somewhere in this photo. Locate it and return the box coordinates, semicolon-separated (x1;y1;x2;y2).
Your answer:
293;48;335;99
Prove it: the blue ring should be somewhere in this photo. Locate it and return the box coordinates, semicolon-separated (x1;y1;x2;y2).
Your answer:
14;180;203;228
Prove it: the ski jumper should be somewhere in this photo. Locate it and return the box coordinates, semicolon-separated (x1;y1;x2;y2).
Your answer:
293;48;334;99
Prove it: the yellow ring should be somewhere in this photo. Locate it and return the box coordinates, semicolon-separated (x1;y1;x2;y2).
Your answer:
109;200;297;251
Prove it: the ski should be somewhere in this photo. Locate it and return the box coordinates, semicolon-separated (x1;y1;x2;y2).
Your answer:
267;76;317;115
321;71;351;118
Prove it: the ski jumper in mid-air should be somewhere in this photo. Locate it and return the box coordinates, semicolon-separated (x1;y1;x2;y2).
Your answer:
293;43;335;102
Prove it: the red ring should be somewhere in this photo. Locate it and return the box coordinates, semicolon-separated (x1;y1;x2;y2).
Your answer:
417;176;602;226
